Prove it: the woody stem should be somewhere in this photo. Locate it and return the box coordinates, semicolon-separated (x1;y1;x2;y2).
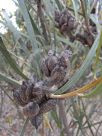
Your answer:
49;76;102;99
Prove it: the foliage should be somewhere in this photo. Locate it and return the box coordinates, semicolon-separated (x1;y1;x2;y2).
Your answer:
0;0;102;135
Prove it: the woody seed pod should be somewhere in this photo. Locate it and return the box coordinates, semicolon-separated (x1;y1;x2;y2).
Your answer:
30;114;43;129
23;102;40;117
41;58;50;77
51;65;66;85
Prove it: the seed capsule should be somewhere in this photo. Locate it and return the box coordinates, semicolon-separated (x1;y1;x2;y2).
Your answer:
20;81;33;104
55;10;61;23
59;50;71;69
41;50;58;76
23;102;40;117
51;65;66;85
30;114;43;129
39;99;57;114
47;56;58;72
13;89;27;106
32;81;45;103
41;58;50;77
68;17;75;29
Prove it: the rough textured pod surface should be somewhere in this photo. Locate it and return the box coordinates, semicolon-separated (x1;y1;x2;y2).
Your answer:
39;99;57;114
51;66;66;85
30;114;43;129
41;58;50;77
23;102;40;117
47;56;58;72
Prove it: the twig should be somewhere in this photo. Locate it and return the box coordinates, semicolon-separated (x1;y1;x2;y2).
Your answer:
49;76;102;99
0;89;4;117
37;0;49;43
95;121;102;136
81;99;94;136
20;117;29;136
58;101;71;135
83;120;102;129
71;99;86;136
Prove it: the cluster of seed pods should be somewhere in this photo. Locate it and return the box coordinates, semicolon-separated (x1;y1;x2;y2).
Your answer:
13;49;72;129
41;50;72;87
55;9;94;47
55;9;77;34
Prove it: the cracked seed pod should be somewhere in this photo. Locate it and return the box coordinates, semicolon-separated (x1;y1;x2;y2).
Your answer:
59;50;71;69
50;65;66;85
59;12;68;27
39;99;57;114
84;31;94;47
29;99;57;129
55;9;77;34
20;81;32;103
55;10;61;24
13;75;39;106
58;9;71;26
14;82;32;105
30;114;43;129
47;56;58;72
41;58;50;77
23;102;40;117
32;81;46;103
13;89;27;106
41;50;58;76
68;17;76;30
76;31;94;47
47;50;58;72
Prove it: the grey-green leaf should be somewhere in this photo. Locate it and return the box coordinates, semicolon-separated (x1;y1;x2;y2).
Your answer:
0;37;28;79
0;72;21;87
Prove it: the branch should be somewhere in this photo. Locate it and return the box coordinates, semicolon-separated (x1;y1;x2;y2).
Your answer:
37;0;49;43
58;101;71;135
49;76;102;99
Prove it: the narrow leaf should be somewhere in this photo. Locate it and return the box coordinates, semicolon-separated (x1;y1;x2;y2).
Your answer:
20;118;29;136
28;11;41;35
0;72;21;87
2;10;21;41
17;0;41;76
51;111;62;128
71;0;78;19
17;0;38;50
95;30;102;65
0;37;28;79
55;0;64;10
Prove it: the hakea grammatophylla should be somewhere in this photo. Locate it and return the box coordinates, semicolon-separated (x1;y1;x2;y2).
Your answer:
13;49;72;128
